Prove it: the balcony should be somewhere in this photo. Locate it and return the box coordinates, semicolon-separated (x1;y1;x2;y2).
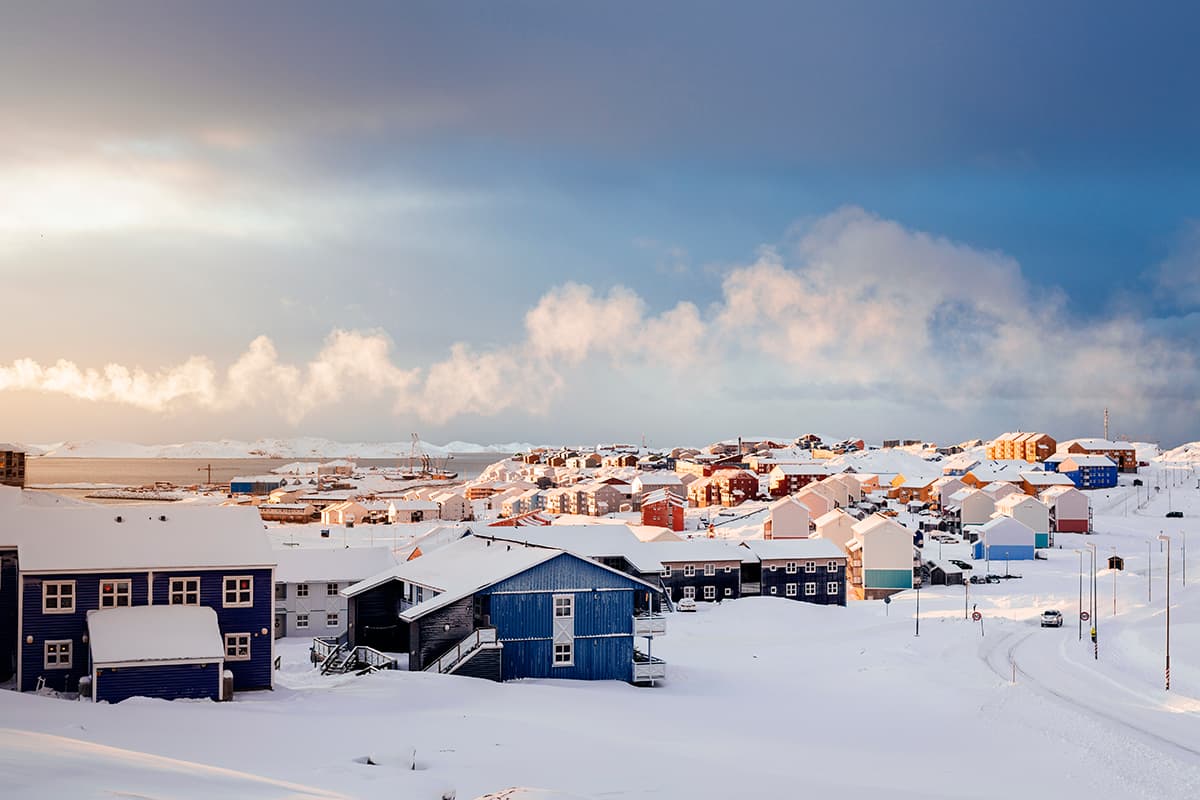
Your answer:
632;650;667;684
633;613;667;637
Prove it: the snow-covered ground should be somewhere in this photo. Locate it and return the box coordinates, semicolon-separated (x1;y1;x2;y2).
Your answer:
4;465;1200;799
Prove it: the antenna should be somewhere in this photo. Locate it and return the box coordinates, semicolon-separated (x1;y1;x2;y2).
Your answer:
1104;408;1109;441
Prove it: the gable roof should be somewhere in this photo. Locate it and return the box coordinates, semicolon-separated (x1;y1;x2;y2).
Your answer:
273;545;398;583
478;524;664;574
741;538;846;561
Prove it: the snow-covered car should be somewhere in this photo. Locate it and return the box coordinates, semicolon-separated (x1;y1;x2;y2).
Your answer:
676;597;697;612
1040;610;1063;628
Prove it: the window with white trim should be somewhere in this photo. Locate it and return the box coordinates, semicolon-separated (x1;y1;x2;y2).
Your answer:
662;565;672;578
724;565;732;573
785;561;797;574
224;576;253;607
169;577;200;606
683;586;696;599
683;564;696;577
224;633;251;661
44;640;72;669
703;585;716;600
99;579;132;608
805;561;817;573
553;642;573;666
42;581;75;613
786;583;797;597
724;587;732;597
827;560;839;572
769;586;778;595
326;612;339;627
296;614;309;629
768;565;777;572
826;582;839;595
554;594;574;618
805;582;817;596
703;563;715;576
326;582;339;597
296;583;309;598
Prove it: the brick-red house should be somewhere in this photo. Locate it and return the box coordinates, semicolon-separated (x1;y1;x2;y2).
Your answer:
641;489;685;531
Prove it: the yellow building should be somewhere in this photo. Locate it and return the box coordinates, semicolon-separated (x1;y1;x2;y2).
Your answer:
986;432;1056;463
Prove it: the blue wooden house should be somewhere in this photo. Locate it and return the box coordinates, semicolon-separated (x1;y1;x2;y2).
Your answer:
342;535;666;684
4;505;275;698
1051;455;1118;490
972;517;1036;561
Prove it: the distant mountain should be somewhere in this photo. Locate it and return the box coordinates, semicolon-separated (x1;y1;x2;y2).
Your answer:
31;438;535;459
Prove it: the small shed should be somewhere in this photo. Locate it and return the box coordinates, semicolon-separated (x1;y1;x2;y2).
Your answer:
87;606;225;703
1107;555;1125;571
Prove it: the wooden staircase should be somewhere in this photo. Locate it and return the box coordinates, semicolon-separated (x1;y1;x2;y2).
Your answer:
424;628;500;675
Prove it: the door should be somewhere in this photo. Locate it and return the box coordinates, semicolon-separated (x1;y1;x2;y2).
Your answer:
552;594;575;668
274;611;286;639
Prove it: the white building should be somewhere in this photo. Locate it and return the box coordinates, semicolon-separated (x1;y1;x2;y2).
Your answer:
273;546;398;638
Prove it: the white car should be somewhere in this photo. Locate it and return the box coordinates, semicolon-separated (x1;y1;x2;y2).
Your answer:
1040;610;1063;628
676;597;697;612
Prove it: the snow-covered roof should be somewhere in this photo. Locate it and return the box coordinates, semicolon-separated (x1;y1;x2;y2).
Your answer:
11;505;275;572
995;493;1046;512
87;606;224;665
1059;455;1117;468
1058;438;1134;452
478;525;664;574
273;546;398;583
814;508;853;527
741;538;846;561
389;500;440;511
1020;471;1074;486
231;475;286;483
638;540;745;565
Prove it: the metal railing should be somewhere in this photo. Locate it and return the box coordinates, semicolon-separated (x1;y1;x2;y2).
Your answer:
632;650;667;682
424;628;499;674
633;613;667;637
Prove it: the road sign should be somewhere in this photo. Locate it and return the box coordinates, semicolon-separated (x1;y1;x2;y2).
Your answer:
1080;611;1091;621
883;596;891;605
972;611;982;622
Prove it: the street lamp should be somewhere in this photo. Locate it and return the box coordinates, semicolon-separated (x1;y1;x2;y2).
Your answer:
1158;533;1171;690
1074;549;1084;641
1086;542;1098;660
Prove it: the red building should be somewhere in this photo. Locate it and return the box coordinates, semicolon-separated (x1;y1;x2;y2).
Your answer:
641;489;685;531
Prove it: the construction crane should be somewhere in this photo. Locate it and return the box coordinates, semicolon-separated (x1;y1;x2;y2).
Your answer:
197;463;213;485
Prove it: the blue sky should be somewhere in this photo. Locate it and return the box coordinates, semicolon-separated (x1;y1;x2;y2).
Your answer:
2;2;1199;446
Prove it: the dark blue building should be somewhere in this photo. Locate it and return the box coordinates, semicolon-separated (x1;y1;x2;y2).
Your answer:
1053;456;1119;490
5;505;275;698
343;535;666;684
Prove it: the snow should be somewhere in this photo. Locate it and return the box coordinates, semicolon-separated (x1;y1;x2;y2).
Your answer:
483;524;664;574
31;437;536;459
741;537;846;560
273;546;398;584
11;504;274;572
87;606;224;665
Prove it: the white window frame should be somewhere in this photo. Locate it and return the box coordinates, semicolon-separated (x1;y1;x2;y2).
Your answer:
295;613;309;629
786;583;797;597
768;565;777;572
44;639;72;669
326;612;340;627
805;582;817;596
99;578;132;608
553;642;573;667
805;561;817;573
724;565;732;573
703;585;716;600
724;587;732;597
326;582;339;597
169;577;201;606
42;581;76;614
683;564;696;578
661;565;672;578
683;586;696;599
769;586;778;595
785;561;797;574
224;575;254;608
703;563;715;577
296;583;309;598
826;582;840;595
827;560;839;572
553;594;575;618
224;633;251;661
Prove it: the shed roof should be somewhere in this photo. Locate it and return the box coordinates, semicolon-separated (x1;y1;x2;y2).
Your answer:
87;606;224;665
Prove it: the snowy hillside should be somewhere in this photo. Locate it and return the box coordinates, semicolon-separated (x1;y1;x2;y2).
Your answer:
30;438;535;459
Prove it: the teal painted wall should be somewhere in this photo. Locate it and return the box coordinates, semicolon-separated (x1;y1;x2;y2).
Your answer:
863;568;912;590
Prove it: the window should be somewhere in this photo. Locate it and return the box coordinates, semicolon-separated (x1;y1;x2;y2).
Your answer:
827;561;839;572
724;565;732;573
296;614;309;629
224;633;251;661
683;564;696;577
703;586;716;600
703;563;715;576
661;565;672;578
786;583;797;597
275;583;287;601
805;583;817;596
553;642;573;666
326;612;339;627
769;586;778;595
768;565;777;572
683;586;696;599
326;582;339;597
724;587;732;597
44;640;72;669
98;579;132;608
169;577;200;606
42;581;75;613
805;561;817;573
826;582;840;595
296;583;309;598
785;561;797;574
224;576;254;607
553;595;574;618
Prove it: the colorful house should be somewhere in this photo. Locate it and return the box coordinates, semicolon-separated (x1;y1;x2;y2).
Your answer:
641;489;685;532
846;514;917;599
993;493;1052;548
740;539;847;606
973;517;1036;561
813;508;857;552
1039;485;1091;533
1054;455;1119;490
1056;439;1137;473
765;495;811;539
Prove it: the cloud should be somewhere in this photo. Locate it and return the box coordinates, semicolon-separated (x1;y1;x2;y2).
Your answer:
2;207;1196;437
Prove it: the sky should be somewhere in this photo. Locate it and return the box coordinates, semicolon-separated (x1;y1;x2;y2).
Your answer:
3;2;1200;448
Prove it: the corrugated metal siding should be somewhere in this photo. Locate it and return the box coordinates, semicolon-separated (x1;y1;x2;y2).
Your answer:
974;545;1035;561
486;553;649;594
20;571;148;693
500;636;632;682
150;567;273;691
95;661;221;703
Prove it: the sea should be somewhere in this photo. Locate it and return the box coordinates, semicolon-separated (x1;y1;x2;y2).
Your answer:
25;454;505;493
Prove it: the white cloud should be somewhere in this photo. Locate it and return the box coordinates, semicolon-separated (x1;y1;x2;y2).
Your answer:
2;207;1195;436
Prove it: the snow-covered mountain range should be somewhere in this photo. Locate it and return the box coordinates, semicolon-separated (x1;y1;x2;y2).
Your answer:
18;438;535;459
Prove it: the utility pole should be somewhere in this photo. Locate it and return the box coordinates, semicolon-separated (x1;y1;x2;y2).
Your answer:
1086;543;1098;660
1158;534;1171;690
1076;549;1084;641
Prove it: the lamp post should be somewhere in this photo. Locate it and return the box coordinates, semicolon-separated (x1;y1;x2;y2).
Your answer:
1183;530;1187;587
1086;542;1098;660
1158;533;1171;691
1148;540;1152;603
1074;549;1084;641
1112;547;1118;617
915;578;921;638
